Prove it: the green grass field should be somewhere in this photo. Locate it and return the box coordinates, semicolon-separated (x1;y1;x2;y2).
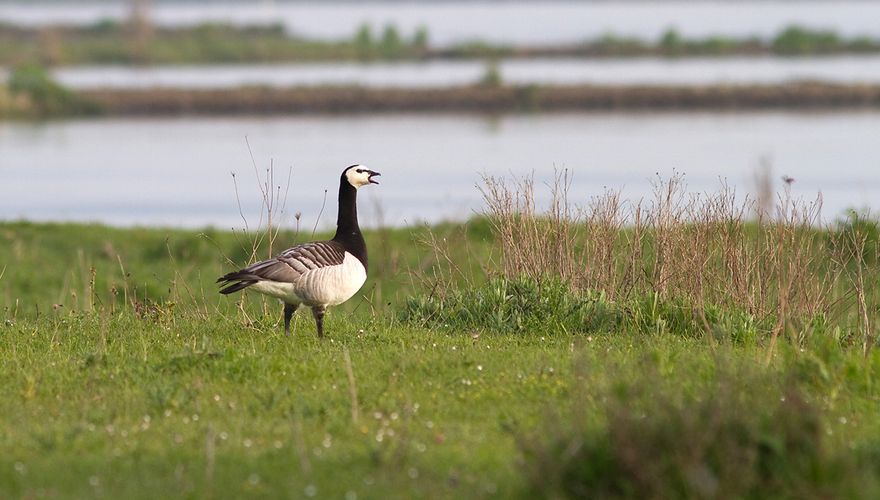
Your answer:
1;218;879;498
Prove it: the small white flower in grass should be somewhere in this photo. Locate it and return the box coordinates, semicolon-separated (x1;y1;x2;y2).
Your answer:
408;468;419;479
192;414;199;422
89;476;100;487
390;412;399;421
213;394;221;402
14;462;25;474
322;435;332;448
304;485;317;497
477;365;483;371
243;438;253;448
164;409;172;417
839;416;848;425
219;432;228;441
274;440;283;449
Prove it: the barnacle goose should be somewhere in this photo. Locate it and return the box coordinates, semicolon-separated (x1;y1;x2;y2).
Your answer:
217;165;380;338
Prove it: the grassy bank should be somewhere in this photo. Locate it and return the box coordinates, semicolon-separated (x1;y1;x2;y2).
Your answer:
5;63;880;120
2;21;880;66
2;174;880;497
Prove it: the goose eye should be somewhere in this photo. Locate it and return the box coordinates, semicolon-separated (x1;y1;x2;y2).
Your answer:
356;169;364;173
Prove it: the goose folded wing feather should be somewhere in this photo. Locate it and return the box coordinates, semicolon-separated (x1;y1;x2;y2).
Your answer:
245;241;347;283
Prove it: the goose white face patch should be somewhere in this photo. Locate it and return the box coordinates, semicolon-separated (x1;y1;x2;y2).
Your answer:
345;165;375;188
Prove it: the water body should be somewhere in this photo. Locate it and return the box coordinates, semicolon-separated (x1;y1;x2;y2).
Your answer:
1;112;877;229
35;55;880;90
1;1;879;47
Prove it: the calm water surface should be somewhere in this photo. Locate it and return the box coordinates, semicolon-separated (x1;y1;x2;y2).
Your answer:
36;55;880;90
1;1;879;46
1;112;877;229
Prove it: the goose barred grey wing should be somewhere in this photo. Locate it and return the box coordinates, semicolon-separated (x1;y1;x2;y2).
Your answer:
217;241;346;293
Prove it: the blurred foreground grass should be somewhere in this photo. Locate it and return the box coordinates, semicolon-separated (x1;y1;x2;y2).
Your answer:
1;219;879;498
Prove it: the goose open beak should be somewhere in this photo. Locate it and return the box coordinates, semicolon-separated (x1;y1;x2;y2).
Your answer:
368;171;381;185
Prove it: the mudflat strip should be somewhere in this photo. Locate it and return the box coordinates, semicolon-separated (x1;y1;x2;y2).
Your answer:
81;82;880;115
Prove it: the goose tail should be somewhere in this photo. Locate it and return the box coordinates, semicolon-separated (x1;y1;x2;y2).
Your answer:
216;270;259;295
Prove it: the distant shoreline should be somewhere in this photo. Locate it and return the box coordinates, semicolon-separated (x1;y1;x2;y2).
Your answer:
2;20;880;67
79;83;880;116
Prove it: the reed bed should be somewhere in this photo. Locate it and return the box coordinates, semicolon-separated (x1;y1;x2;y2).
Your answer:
466;172;878;352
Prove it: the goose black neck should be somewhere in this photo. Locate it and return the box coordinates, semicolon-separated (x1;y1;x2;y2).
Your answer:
332;179;368;270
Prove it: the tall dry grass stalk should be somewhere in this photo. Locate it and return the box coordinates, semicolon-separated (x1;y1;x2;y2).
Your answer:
480;170;580;283
233;138;293;263
229;141;293;320
479;172;878;351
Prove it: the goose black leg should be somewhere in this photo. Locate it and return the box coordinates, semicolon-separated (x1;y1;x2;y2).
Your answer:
283;303;298;336
311;305;327;338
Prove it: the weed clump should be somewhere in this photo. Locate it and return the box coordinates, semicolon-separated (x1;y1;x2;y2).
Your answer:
5;64;99;117
401;275;765;340
402;276;619;334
